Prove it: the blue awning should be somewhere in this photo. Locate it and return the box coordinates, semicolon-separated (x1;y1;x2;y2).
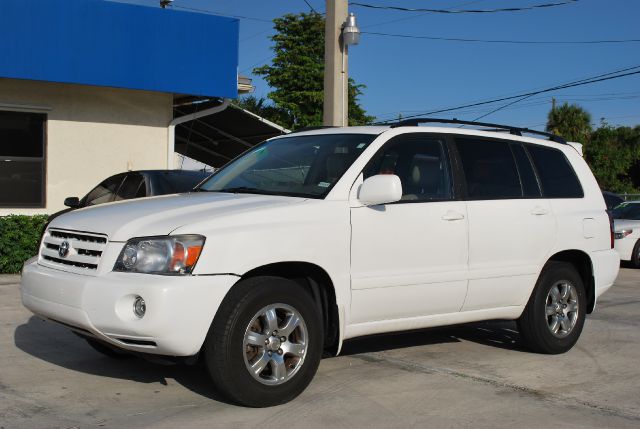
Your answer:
0;0;239;98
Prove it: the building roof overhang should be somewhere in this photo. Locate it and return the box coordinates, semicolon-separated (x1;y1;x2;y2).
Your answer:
0;0;239;98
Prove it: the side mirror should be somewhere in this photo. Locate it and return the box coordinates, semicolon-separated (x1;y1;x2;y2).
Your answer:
64;197;81;208
358;174;402;206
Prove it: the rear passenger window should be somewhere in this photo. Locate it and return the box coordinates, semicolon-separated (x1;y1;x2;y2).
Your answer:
527;145;583;198
511;144;541;198
456;138;521;199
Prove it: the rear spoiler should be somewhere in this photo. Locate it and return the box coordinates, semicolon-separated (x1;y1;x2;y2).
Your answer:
567;142;584;157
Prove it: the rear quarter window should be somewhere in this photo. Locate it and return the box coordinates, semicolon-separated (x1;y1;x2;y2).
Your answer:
527;145;584;198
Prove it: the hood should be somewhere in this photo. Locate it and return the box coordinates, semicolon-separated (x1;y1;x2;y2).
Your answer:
49;192;306;242
613;219;640;231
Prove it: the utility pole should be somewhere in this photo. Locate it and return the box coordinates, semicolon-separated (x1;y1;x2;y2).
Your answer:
323;0;348;126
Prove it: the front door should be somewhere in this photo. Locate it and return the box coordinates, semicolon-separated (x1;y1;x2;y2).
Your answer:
349;134;469;324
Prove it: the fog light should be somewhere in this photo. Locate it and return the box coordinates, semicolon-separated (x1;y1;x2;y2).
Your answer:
133;296;146;318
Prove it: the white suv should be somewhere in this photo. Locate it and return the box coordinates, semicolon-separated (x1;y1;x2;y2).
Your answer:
21;119;620;407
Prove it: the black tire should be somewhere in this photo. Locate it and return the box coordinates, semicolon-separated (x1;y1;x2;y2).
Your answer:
631;240;640;268
517;261;586;354
85;338;133;359
203;276;323;407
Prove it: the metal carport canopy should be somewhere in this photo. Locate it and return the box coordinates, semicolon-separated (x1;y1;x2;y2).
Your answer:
174;101;289;168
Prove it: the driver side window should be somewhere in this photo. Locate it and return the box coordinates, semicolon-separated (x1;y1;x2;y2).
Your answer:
363;135;453;202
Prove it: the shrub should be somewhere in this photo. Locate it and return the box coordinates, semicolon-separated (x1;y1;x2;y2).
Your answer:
0;215;48;274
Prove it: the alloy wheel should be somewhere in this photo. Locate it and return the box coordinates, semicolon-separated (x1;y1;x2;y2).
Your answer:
243;303;308;386
545;281;579;338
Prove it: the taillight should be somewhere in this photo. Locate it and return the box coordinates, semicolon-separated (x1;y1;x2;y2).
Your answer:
608;211;614;248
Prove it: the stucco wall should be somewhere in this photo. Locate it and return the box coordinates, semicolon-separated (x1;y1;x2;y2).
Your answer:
0;79;173;215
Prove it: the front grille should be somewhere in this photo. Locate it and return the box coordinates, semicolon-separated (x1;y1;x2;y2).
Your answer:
39;228;108;275
42;255;99;270
49;229;107;244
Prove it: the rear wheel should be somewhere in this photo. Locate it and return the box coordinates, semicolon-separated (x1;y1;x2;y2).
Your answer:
517;262;586;354
203;276;323;407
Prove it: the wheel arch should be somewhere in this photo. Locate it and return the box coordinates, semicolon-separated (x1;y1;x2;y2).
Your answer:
546;249;595;314
240;261;341;356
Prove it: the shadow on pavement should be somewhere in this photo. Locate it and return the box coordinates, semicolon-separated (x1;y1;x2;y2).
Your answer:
15;316;528;400
14;316;234;405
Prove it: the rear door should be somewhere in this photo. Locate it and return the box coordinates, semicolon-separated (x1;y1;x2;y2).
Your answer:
454;136;556;311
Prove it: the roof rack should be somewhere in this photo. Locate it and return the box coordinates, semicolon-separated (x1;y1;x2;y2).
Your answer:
390;118;566;144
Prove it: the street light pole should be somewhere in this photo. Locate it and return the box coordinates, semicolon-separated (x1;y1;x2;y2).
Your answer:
323;0;348;127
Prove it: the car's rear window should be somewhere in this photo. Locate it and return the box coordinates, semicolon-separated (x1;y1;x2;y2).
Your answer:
527;145;583;199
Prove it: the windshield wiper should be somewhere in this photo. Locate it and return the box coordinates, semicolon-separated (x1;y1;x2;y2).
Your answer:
220;186;267;194
218;187;317;199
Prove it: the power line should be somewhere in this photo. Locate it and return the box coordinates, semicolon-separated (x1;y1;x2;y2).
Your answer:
399;69;640;121
350;0;578;14
172;5;273;23
302;0;319;14
363;0;486;29
471;94;536;122
240;29;274;43
240;54;277;74
362;31;640;45
373;92;640;122
376;65;640;123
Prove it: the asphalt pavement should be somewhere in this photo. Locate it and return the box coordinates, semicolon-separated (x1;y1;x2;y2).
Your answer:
1;268;639;428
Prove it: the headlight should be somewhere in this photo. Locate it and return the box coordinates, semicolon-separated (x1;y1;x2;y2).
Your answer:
114;235;205;275
614;229;633;240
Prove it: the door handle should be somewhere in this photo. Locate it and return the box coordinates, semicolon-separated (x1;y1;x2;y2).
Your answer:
530;207;549;216
441;210;465;221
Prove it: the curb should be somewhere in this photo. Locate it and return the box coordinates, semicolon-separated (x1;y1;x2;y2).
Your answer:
0;274;21;285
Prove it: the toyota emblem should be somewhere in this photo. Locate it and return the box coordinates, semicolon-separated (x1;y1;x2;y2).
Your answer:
58;241;70;258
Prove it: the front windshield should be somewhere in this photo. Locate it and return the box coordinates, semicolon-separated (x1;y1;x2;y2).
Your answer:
612;202;640;220
198;133;377;198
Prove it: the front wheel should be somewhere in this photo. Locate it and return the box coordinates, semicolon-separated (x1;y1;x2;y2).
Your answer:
517;262;586;354
203;276;323;407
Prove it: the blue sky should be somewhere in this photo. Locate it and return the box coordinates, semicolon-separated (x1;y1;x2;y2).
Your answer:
114;0;639;130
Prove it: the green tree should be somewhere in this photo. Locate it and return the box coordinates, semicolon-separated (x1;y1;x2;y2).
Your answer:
546;101;592;143
585;121;637;192
545;103;640;193
624;125;640;189
233;95;289;127
253;12;373;130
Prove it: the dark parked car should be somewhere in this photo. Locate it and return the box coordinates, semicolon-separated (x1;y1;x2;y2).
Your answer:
603;191;624;212
49;169;211;222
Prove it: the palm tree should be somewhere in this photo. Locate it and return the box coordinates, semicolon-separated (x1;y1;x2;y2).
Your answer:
546;101;592;143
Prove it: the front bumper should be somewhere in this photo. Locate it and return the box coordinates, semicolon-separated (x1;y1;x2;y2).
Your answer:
21;261;239;356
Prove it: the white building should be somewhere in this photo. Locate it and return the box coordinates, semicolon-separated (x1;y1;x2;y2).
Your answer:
0;0;285;216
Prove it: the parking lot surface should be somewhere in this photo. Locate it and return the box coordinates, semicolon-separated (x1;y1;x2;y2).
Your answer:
1;268;639;428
